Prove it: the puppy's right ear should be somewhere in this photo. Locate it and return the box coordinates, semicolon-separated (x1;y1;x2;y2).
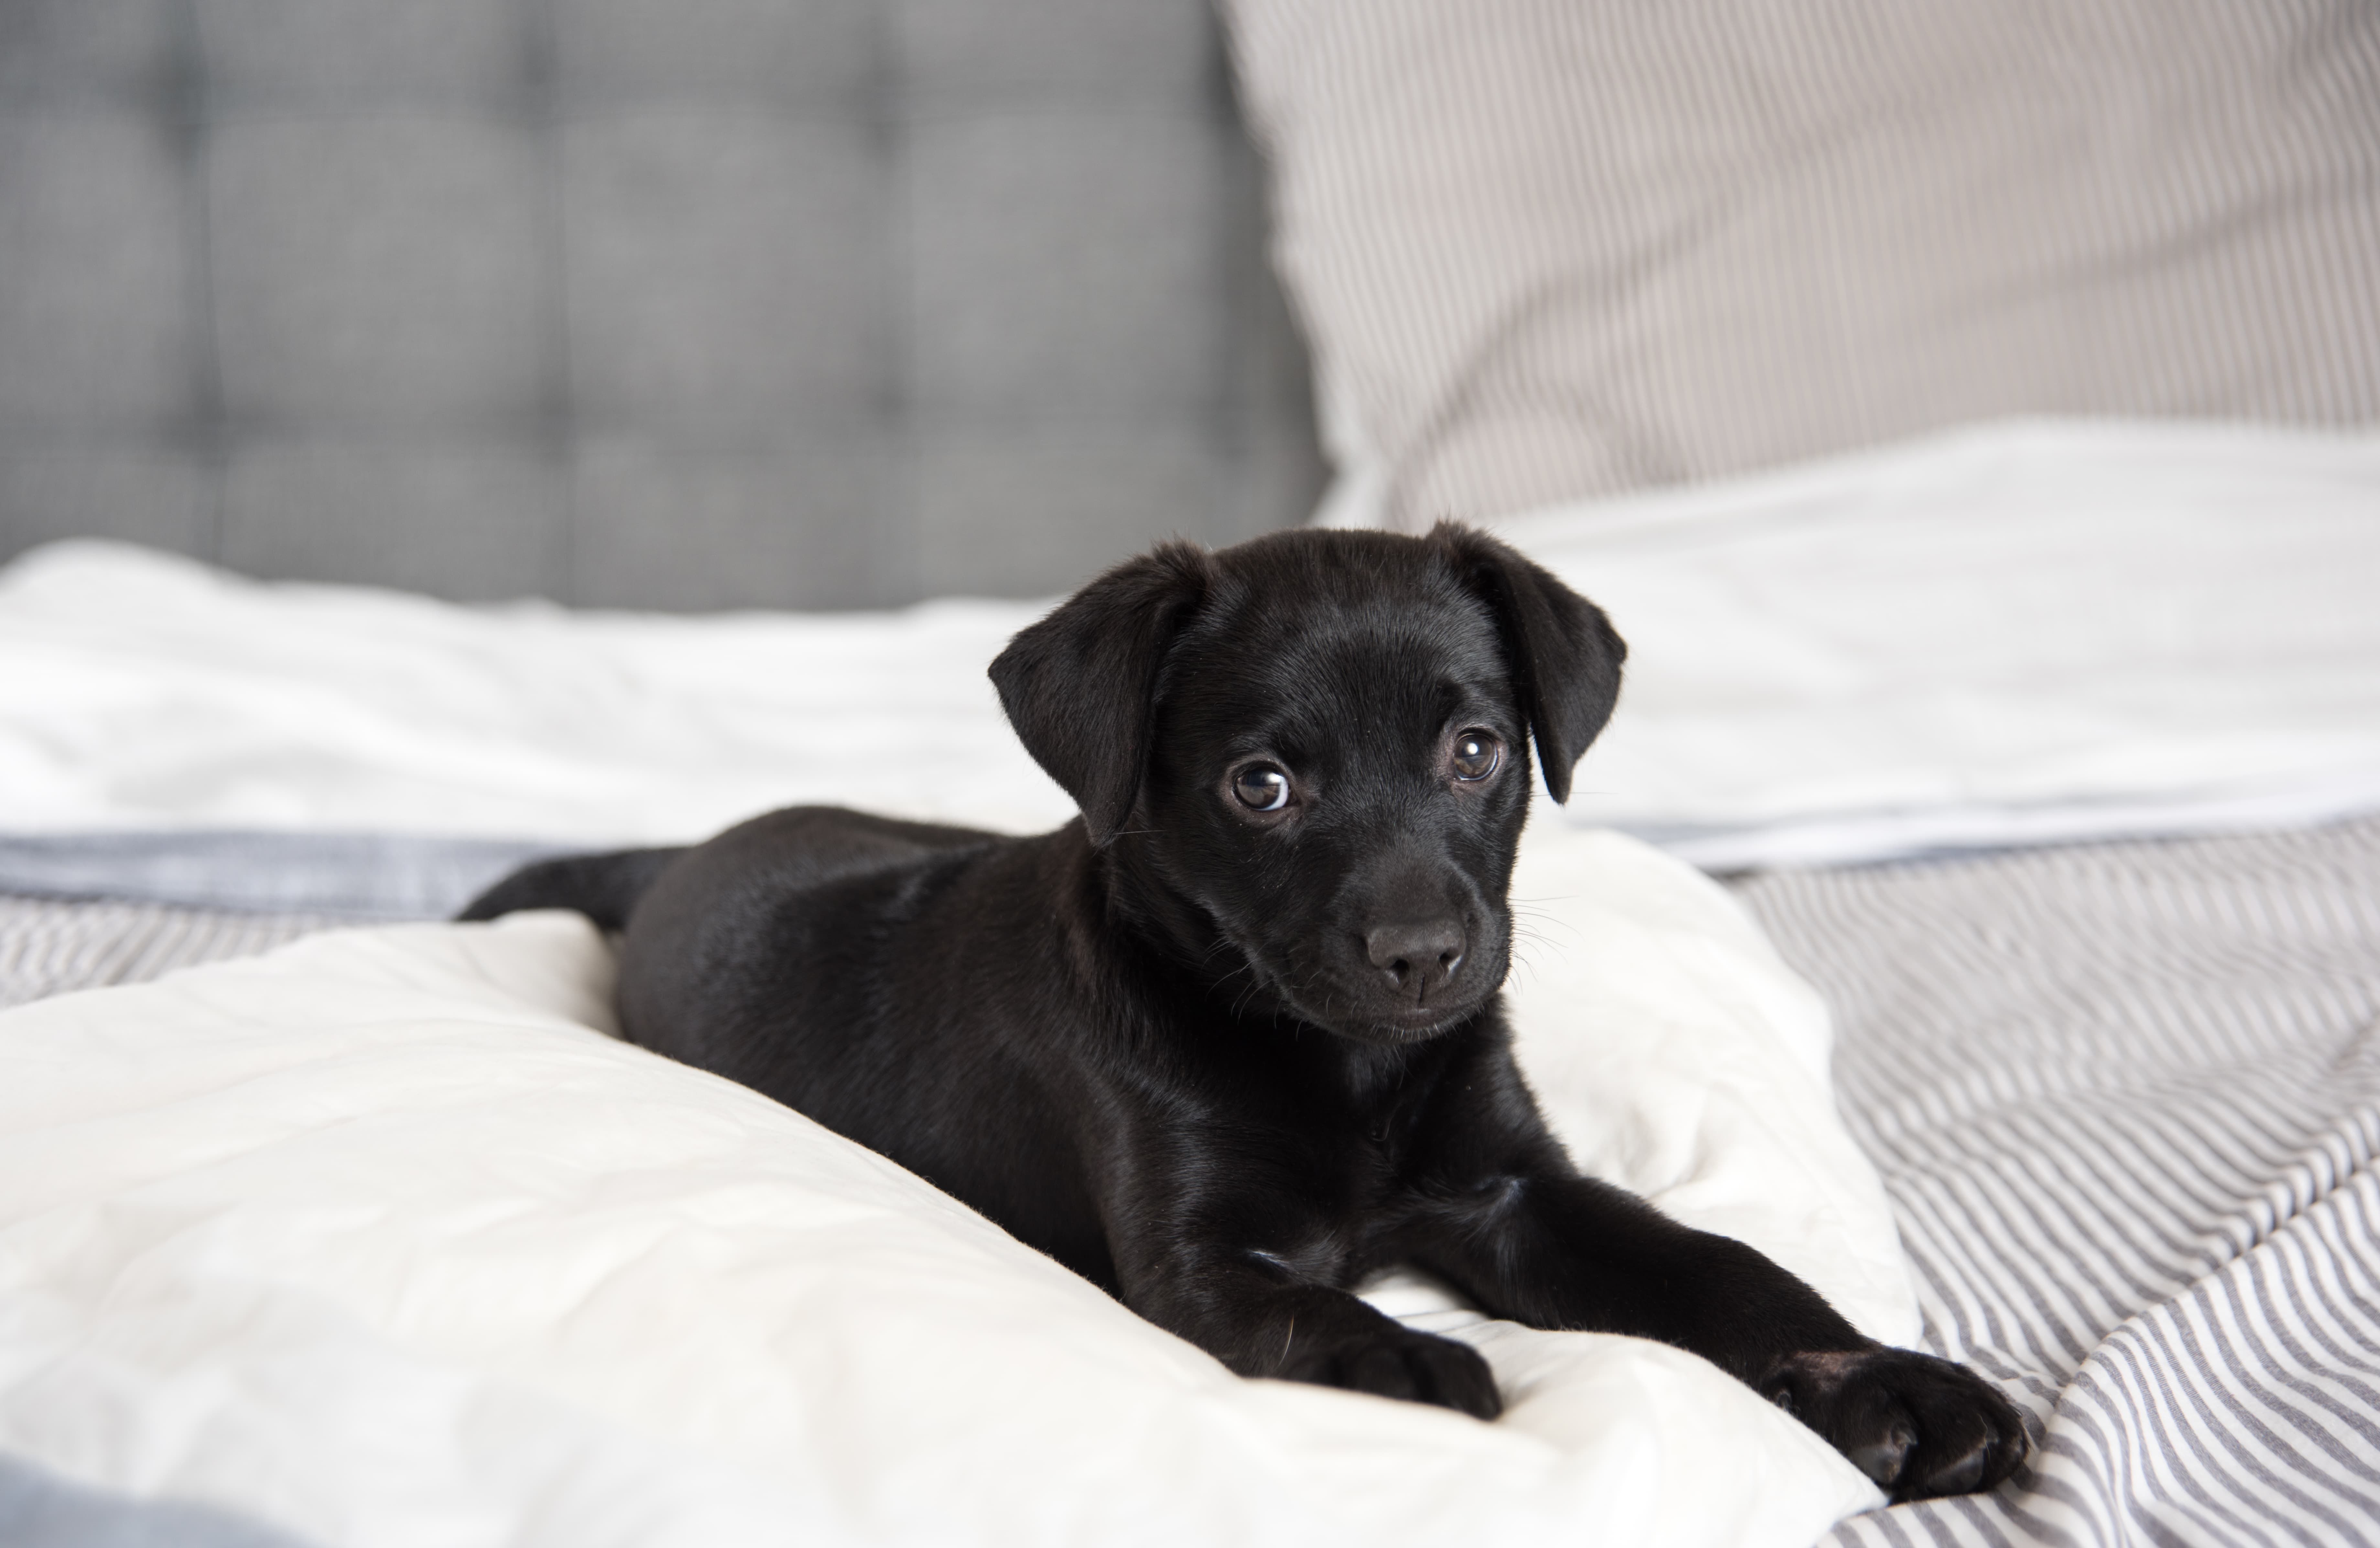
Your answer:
1430;522;1627;805
989;542;1212;845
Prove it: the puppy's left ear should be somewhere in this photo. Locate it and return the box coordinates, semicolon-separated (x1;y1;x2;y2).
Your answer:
1432;522;1627;804
989;542;1213;844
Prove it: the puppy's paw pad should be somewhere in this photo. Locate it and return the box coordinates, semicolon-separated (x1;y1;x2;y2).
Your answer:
1917;1431;2000;1497
1770;1348;2028;1501
1844;1421;1916;1488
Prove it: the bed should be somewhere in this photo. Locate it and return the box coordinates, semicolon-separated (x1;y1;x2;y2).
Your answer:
5;419;2377;1547
4;1;2377;1545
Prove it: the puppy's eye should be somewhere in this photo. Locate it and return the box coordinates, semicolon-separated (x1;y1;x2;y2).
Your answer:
1231;763;1292;812
1451;731;1502;782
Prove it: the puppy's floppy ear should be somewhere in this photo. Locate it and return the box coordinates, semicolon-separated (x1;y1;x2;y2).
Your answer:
989;541;1212;844
1431;522;1627;804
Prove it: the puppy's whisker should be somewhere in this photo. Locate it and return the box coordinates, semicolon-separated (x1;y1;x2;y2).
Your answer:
1505;925;1560;984
1507;900;1585;950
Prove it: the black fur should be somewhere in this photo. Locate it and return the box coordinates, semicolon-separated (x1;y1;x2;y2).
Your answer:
461;524;2025;1500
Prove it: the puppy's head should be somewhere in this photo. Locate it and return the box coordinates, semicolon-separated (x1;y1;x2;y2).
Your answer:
990;524;1624;1045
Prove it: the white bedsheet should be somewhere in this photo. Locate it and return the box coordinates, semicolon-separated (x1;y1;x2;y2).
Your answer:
1;419;2372;868
0;545;1068;844
1499;419;2380;866
0;827;1900;1548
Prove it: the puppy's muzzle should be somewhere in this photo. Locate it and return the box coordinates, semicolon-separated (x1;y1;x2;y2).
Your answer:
1364;919;1466;1003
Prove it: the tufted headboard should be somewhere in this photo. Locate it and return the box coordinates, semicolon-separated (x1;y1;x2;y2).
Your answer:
0;0;1325;608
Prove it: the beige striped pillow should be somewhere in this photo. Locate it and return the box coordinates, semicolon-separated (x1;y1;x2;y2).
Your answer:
1224;0;2380;529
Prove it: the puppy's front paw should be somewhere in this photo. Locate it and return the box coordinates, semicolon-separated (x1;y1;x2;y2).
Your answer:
1281;1323;1503;1421
1766;1347;2027;1500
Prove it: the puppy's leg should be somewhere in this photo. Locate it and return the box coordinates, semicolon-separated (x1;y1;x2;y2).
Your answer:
1123;1250;1503;1420
1410;1169;2026;1499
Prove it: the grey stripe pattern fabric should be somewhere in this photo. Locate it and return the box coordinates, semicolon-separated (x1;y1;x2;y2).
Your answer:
0;892;334;1010
1225;0;2380;528
1734;817;2380;1545
0;830;563;919
0;827;561;1009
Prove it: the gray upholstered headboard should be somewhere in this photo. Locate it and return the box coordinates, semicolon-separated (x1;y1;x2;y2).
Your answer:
0;0;1324;608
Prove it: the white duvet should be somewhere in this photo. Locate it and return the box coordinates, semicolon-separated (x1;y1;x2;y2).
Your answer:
1500;419;2380;865
0;824;1903;1547
1;419;2374;868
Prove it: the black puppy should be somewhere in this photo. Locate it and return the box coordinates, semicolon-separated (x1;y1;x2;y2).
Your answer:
462;524;2025;1500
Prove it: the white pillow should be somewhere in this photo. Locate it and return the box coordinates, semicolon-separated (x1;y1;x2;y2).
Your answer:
0;825;1905;1547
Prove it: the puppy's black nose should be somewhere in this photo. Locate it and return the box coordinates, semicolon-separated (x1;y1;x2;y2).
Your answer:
1365;919;1466;997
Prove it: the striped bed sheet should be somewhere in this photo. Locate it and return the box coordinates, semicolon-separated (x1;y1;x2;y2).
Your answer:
1737;818;2380;1546
6;817;2377;1544
0;894;337;1011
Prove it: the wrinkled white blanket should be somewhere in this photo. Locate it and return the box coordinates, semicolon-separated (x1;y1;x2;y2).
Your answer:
0;825;1903;1548
1;420;2373;868
1499;419;2380;866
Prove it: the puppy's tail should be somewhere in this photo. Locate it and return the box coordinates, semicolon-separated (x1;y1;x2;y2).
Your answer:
455;848;685;930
